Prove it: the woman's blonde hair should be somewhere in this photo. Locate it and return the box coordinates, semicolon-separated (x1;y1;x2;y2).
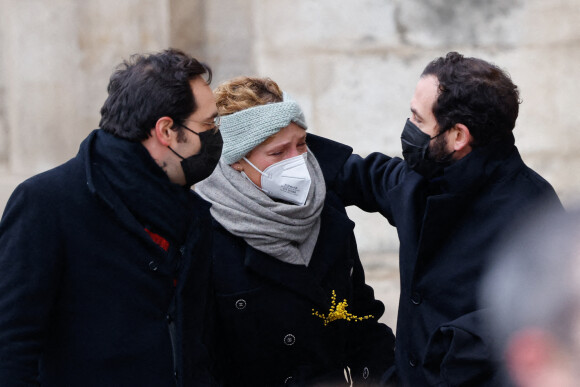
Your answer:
214;76;283;116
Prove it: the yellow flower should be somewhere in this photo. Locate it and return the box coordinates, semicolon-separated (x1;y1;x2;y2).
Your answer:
312;290;374;326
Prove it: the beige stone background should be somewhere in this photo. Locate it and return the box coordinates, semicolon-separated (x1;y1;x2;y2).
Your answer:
1;0;580;329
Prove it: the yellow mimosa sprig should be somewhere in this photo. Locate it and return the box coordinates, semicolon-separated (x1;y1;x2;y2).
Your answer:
312;290;374;326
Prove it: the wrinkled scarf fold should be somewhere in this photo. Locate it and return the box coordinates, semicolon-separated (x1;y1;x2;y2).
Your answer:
195;149;326;266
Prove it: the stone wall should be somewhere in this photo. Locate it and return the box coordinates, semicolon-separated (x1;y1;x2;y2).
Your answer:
1;0;579;254
209;0;580;252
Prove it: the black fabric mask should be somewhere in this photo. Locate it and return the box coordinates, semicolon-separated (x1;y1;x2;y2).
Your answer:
169;127;223;187
401;118;452;179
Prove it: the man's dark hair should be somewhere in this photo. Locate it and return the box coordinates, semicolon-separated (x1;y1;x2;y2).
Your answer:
422;51;520;146
99;48;212;141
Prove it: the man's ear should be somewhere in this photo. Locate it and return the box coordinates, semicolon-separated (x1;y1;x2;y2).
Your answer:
451;123;472;151
448;123;473;159
153;116;176;146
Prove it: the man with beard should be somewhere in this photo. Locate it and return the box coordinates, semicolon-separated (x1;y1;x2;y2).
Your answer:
333;52;562;386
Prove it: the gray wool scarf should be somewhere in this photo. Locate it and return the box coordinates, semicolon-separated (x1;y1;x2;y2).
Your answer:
195;149;326;266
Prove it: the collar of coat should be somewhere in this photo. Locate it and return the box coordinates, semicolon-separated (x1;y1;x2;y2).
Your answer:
78;129;212;245
436;135;519;195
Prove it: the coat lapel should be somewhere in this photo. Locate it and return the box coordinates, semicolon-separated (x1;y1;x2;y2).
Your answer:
416;193;469;261
243;248;328;307
243;201;354;308
309;202;355;282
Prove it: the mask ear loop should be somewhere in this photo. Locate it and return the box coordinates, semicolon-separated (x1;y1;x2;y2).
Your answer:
240;157;267;192
430;131;445;140
168;146;185;160
242;157;268;178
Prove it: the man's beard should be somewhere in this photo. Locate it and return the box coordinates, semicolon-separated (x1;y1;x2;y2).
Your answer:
427;133;455;164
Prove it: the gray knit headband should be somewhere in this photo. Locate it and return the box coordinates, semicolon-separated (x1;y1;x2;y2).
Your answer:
219;92;308;164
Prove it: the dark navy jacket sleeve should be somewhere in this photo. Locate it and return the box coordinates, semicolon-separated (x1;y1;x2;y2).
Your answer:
334;152;407;224
0;179;64;386
422;309;497;386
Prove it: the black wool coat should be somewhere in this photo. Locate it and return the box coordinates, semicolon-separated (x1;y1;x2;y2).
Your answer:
0;130;217;386
334;138;562;386
210;134;396;386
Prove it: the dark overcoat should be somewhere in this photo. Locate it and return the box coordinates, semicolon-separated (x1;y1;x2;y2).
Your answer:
0;131;216;386
334;138;562;386
210;134;395;386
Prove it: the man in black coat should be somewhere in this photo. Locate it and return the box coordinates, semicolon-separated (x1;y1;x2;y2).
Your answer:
0;49;223;386
333;52;563;386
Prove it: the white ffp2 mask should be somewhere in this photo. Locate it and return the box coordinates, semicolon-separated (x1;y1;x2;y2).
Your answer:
242;153;312;206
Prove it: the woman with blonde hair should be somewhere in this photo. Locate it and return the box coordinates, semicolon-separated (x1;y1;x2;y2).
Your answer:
196;76;395;386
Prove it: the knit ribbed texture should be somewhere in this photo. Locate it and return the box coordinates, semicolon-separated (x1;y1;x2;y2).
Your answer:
219;92;308;164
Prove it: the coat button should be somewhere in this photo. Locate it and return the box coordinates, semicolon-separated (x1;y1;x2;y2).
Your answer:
411;292;422;305
283;334;295;346
409;357;417;367
362;366;369;379
148;260;159;271
235;299;246;310
284;376;293;385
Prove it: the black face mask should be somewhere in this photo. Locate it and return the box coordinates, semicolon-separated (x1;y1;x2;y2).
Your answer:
169;126;223;187
400;118;453;179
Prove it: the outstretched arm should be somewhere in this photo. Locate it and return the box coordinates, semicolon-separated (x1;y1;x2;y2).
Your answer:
333;152;407;223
